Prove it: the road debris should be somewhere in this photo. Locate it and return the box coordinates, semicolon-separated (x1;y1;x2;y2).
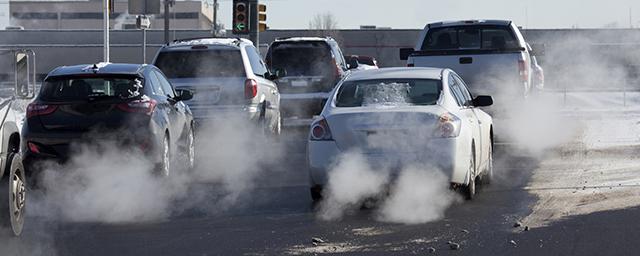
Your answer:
447;241;460;250
311;237;327;246
427;247;436;253
461;229;470;234
509;240;517;246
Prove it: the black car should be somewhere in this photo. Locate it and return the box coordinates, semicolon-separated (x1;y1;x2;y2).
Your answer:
22;63;195;178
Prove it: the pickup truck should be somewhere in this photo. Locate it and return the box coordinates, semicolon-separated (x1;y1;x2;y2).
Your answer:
400;20;535;103
0;49;35;236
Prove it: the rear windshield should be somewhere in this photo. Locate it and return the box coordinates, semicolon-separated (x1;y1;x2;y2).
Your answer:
154;49;245;78
41;76;143;102
266;42;333;76
422;25;520;51
335;79;442;107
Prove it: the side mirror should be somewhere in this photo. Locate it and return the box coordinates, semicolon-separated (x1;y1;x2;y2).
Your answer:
265;72;279;81
15;51;35;99
273;68;287;79
399;48;414;61
472;95;493;107
175;88;193;101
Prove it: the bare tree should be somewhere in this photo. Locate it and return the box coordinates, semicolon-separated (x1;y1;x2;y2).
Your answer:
308;12;342;43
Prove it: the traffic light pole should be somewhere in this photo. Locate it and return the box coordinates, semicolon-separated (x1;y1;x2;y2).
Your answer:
249;0;258;47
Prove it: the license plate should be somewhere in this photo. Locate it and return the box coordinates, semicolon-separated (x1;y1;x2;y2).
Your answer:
290;80;309;87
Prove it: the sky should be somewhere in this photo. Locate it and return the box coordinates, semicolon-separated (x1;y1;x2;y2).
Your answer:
212;0;640;29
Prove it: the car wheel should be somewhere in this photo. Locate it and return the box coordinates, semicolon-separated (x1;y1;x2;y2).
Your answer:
185;127;195;170
462;147;476;200
158;135;170;177
0;153;26;236
481;144;494;185
310;185;323;202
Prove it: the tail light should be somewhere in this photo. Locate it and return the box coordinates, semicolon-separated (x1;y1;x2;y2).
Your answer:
26;103;57;118
244;79;258;99
310;117;333;141
407;63;415;67
117;98;157;115
518;54;529;82
434;113;461;138
27;142;40;154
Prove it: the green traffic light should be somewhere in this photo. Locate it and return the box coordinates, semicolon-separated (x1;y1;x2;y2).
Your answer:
236;23;246;31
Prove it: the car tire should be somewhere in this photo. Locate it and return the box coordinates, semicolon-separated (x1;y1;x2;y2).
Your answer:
157;134;170;177
0;153;26;236
185;127;195;171
481;144;494;185
310;185;323;202
462;146;476;200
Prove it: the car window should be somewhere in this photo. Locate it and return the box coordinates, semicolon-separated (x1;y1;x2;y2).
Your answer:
266;42;334;77
423;25;519;51
153;70;175;98
246;46;269;77
147;71;165;96
335;79;442;107
40;76;144;102
453;74;473;104
329;41;346;69
154;49;246;78
448;74;466;107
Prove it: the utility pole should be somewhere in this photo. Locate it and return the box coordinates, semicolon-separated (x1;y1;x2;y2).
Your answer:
213;0;218;37
103;0;110;62
164;0;169;44
248;0;258;47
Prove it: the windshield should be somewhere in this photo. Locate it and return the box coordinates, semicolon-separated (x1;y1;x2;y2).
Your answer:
154;49;246;78
267;42;334;77
40;76;143;102
335;79;442;107
422;25;520;50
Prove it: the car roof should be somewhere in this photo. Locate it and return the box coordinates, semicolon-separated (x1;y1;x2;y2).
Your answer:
274;37;334;42
46;63;146;79
162;37;251;51
345;67;444;81
428;19;512;28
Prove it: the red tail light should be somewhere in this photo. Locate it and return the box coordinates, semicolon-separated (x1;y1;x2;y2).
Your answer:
518;56;529;82
26;103;57;118
117;98;157;115
310;117;333;141
244;79;258;99
27;142;40;154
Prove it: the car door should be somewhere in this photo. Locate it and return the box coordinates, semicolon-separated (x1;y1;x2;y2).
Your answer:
246;45;279;127
151;69;185;149
453;74;487;169
449;73;482;169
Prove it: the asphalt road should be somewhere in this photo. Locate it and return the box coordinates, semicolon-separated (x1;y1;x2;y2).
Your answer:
3;112;640;256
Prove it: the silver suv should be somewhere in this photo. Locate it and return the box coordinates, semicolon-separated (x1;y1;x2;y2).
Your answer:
152;38;281;134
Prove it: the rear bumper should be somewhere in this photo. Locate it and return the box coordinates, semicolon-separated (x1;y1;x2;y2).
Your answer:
280;92;330;121
307;137;470;187
188;104;262;125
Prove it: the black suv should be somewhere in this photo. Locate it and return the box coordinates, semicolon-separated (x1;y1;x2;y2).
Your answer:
265;37;351;127
22;63;195;178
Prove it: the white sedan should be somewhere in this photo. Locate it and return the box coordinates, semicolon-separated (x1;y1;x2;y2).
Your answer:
307;67;494;200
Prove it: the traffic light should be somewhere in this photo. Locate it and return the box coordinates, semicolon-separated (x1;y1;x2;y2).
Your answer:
258;3;267;32
232;0;249;34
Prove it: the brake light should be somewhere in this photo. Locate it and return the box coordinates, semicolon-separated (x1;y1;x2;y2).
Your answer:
117;98;157;115
518;55;529;82
27;142;40;154
310;117;333;141
434;113;461;138
244;79;258;99
26;103;57;118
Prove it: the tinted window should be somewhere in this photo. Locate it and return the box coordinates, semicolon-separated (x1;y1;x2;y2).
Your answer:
153;71;175;97
453;74;473;103
422;25;519;50
335;79;442;107
246;46;268;77
266;42;334;77
41;76;143;102
154;49;246;78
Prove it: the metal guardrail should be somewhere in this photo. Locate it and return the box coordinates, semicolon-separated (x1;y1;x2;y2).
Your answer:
543;87;640;107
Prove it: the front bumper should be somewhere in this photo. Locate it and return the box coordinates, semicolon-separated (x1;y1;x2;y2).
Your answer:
307;138;471;187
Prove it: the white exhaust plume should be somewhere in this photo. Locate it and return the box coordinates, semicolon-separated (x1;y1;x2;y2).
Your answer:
318;151;389;221
378;167;459;224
